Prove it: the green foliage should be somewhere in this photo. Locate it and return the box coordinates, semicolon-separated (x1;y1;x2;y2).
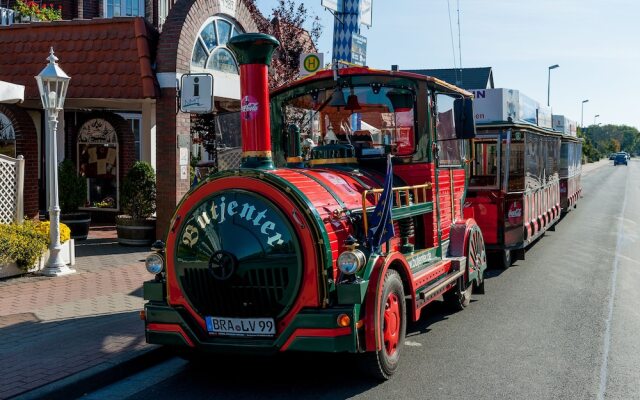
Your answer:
0;220;48;271
58;159;87;213
580;124;640;160
121;161;156;220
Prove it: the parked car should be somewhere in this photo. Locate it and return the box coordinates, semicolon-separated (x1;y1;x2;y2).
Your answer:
614;153;628;166
609;153;617;160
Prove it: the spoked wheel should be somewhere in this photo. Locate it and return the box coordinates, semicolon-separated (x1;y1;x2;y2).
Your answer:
363;269;406;381
443;275;472;311
468;227;487;294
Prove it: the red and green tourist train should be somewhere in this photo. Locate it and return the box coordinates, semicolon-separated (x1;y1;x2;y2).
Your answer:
141;33;489;379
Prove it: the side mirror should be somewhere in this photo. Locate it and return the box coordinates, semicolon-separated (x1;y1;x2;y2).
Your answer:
454;97;476;139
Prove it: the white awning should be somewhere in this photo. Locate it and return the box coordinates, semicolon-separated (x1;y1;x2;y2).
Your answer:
0;81;25;104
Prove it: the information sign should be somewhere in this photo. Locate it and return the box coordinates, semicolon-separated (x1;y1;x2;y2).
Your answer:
180;73;214;114
351;33;367;66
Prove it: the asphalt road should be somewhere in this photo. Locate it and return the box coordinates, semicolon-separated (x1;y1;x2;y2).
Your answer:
85;160;640;400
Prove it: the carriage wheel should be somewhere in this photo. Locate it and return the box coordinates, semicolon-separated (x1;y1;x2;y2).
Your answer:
363;269;406;380
468;227;487;294
500;249;512;269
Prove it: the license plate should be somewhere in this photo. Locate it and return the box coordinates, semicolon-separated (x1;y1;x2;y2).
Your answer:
205;316;275;337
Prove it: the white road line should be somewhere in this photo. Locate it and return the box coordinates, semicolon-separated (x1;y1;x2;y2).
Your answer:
598;166;630;400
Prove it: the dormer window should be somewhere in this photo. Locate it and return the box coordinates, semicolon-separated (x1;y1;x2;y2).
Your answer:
191;15;244;74
105;0;144;17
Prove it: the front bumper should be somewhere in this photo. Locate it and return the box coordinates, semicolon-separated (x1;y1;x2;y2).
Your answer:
143;282;359;354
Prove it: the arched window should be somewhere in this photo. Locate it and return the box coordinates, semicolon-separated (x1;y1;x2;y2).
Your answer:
0;112;16;157
77;119;119;210
191;15;244;74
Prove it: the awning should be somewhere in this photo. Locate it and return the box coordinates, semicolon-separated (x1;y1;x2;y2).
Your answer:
0;80;24;104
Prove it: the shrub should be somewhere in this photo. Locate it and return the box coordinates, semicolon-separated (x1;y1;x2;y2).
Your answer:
58;160;87;214
34;221;71;244
0;221;48;271
120;161;156;220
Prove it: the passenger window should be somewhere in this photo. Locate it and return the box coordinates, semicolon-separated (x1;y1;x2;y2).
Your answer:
435;93;462;166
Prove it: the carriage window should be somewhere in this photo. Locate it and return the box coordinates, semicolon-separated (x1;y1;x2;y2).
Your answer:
436;93;462;166
470;140;499;187
282;86;416;160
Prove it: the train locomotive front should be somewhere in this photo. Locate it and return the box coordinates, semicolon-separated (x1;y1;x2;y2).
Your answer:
142;33;486;379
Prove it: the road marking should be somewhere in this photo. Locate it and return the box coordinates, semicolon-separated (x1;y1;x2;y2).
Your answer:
598;166;630;400
405;340;422;347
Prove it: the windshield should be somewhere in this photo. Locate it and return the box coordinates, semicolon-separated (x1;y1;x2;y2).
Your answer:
282;86;416;159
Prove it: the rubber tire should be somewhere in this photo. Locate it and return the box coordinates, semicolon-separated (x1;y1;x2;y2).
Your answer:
473;267;485;295
362;269;406;381
500;249;512;269
443;276;472;311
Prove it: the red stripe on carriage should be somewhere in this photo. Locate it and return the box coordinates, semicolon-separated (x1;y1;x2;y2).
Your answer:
147;323;195;347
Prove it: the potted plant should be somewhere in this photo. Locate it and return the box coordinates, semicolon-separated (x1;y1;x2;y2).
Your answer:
116;161;156;246
13;0;62;22
58;159;91;240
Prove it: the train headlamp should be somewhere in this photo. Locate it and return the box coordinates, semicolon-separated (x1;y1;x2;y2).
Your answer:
337;250;366;275
145;253;164;275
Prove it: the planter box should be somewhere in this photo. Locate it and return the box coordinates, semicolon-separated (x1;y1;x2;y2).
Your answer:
0;239;75;279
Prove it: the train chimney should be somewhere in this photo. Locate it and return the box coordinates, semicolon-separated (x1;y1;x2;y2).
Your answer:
227;33;280;169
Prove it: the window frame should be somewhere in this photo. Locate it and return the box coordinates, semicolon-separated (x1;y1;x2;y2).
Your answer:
104;0;144;18
190;15;244;74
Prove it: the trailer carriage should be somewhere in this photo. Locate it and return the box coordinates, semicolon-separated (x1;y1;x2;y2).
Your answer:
142;33;487;379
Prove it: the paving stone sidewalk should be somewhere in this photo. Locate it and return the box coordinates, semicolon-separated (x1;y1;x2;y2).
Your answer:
0;226;153;400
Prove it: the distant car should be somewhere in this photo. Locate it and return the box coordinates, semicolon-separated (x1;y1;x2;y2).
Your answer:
614;153;628;166
609;153;616;160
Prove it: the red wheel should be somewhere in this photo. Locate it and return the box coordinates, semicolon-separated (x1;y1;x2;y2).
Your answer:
363;269;406;380
383;292;401;356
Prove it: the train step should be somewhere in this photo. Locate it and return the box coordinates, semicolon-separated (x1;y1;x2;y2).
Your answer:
416;257;466;306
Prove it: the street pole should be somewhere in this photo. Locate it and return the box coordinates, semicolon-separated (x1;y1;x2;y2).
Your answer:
547;64;559;107
36;48;75;277
581;99;589;128
594;114;600;125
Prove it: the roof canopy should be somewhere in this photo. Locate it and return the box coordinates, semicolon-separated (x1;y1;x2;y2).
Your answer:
0;81;24;104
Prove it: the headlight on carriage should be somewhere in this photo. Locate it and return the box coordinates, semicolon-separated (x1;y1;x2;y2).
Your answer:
337;250;366;275
145;253;165;274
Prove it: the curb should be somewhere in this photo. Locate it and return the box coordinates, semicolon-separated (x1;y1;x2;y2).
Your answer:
12;345;172;400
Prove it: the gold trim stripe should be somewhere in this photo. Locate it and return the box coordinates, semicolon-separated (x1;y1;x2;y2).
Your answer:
308;157;358;166
287;156;303;163
243;150;272;158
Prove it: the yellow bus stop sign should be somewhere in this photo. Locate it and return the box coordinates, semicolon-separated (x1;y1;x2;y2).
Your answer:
300;53;324;76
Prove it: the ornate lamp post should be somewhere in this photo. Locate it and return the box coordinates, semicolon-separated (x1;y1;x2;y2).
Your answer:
36;48;75;277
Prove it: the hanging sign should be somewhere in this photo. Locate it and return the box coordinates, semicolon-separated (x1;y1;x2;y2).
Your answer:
299;53;324;76
360;0;372;27
321;0;342;12
351;33;367;66
180;73;214;114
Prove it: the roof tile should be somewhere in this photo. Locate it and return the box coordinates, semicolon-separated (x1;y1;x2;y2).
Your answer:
0;18;158;100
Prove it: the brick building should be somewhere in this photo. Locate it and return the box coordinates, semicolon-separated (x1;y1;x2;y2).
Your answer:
0;0;265;233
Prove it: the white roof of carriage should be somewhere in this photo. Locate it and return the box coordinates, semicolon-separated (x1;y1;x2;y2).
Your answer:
0;81;24;104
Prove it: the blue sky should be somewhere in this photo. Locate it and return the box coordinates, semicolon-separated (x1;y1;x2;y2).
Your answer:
256;0;640;130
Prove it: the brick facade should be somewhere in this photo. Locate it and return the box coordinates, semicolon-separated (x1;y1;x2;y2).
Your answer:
154;0;258;237
0;104;39;220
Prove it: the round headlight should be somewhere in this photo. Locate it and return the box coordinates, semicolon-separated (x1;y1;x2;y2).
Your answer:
145;253;164;274
337;250;366;275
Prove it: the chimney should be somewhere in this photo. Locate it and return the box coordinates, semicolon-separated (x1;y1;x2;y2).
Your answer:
227;33;280;169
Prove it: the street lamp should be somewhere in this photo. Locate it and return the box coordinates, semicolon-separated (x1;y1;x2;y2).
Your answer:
36;48;75;277
581;99;589;127
547;64;559;106
594;114;600;125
